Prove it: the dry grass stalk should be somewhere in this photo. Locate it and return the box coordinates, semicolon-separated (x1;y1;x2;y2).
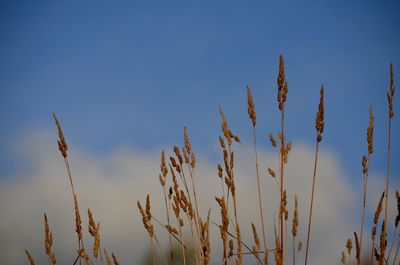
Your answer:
358;107;374;265
181;127;203;263
25;250;36;265
216;196;229;264
304;85;324;265
219;107;242;265
44;214;56;265
383;63;395;264
52;113;88;263
159;150;174;265
138;195;157;265
247;86;268;265
169;165;188;265
370;191;385;265
276;54;289;264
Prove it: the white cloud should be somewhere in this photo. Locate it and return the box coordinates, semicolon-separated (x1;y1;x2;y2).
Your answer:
0;130;396;264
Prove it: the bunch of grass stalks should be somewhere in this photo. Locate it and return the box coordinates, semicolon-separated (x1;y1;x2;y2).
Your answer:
26;56;399;265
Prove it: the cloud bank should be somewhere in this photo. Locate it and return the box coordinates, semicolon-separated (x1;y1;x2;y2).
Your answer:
0;130;395;265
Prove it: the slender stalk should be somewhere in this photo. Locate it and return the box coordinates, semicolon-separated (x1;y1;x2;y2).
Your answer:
292;237;296;265
280;108;285;265
384;118;392;237
359;154;371;264
253;126;268;264
305;85;324;265
150;236;156;265
163;186;174;265
304;140;320;265
176;217;187;265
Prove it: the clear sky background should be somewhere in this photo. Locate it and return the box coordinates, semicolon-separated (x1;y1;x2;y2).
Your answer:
0;2;400;264
1;1;399;179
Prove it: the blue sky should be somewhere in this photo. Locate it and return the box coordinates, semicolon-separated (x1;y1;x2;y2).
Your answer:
0;1;399;182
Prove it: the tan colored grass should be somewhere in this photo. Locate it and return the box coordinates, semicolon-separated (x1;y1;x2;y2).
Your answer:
44;213;56;265
304;85;324;265
25;250;36;265
247;85;268;265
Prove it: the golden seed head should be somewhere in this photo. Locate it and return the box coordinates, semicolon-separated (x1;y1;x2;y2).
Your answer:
367;107;374;154
173;146;183;165
219;107;232;146
269;133;277;147
160;150;168;178
354;232;360;263
277;54;288;111
379;220;387;264
217;164;223;178
268;167;276;178
292;195;299;237
247;86;256;126
145;194;151;220
388;63;395;118
251;222;260;249
183;126;192;155
25;250;36;265
218;136;226;149
346;238;353;255
53;113;68;158
315;85;325;141
374;192;385;224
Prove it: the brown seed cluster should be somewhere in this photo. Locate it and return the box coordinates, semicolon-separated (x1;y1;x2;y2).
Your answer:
44;214;56;265
277;54;288;111
247;86;256;127
200;213;211;265
346;238;353;256
216;196;229;262
292;195;299;237
251;222;261;258
362;155;368;175
159;150;168;186
137;195;154;237
379;220;387;265
387;63;395;118
367;107;374;154
268;167;276;178
269;133;277;147
88;209;101;259
354;232;360;264
53;113;68;158
315;85;325;142
25;250;36;265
